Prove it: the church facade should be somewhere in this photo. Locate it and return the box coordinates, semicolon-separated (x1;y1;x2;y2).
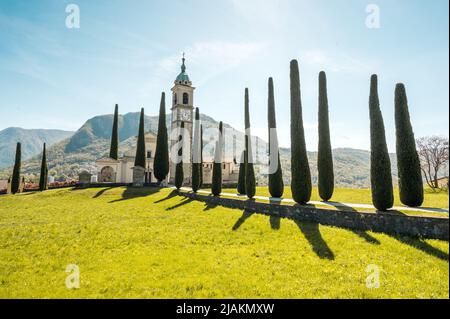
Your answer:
95;56;239;185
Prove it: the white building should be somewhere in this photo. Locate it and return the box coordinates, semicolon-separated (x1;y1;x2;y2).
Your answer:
95;55;238;185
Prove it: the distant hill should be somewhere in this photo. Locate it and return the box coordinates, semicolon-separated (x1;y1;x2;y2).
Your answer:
0;127;74;169
0;112;398;188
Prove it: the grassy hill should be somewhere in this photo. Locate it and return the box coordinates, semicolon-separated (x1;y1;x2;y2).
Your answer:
0;112;398;188
0;187;447;298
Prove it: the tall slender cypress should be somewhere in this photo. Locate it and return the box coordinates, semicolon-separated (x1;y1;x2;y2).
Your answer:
267;77;284;198
211;122;223;196
395;83;424;207
134;108;146;168
154;93;170;183
11;142;21;194
175;122;184;190
191;108;201;192
199;124;203;189
39;143;48;191
369;74;394;211
109;104;119;160
317;71;334;201
244;88;256;199
290;60;312;204
237;150;246;195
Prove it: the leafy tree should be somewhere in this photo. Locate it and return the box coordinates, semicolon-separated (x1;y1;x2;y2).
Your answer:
109;104;119;160
395;83;424;206
134;108;146;168
317;71;334;201
244;88;256;199
267;77;284;198
237;150;246;195
175;122;185;190
369;74;393;211
290;60;312;204
11;142;21;194
211;122;223;196
192;108;201;192
154;93;170;183
39;143;48;191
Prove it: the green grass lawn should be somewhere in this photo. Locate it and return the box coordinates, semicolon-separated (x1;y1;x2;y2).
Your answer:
0;187;448;298
219;187;449;209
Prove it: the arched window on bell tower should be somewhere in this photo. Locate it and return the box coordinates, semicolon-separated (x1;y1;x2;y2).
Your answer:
173;93;177;105
183;92;189;105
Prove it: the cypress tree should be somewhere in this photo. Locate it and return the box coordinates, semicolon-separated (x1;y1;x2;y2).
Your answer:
369;74;394;211
211;122;223;196
11;142;21;194
267;77;284;198
244;88;256;199
191;108;201;192
134;108;146;168
175;122;184;190
199;124;204;188
317;71;334;201
39;143;48;191
109;104;119;160
290;60;312;204
395;83;424;207
237;150;246;195
154;92;170;183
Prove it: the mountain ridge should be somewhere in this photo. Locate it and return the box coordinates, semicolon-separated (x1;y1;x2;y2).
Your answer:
0;112;398;188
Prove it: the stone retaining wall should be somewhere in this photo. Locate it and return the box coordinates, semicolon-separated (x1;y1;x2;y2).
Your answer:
181;192;449;240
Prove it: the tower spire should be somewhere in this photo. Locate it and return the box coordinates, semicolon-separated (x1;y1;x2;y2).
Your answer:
181;52;186;73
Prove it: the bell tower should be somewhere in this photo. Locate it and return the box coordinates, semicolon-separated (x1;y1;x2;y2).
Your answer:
170;53;195;183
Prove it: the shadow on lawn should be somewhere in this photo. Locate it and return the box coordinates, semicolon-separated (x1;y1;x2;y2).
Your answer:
166;197;195;211
109;187;160;203
392;235;449;262
232;209;254;231
328;202;448;261
154;190;178;203
327;202;381;245
293;220;335;260
93;187;115;198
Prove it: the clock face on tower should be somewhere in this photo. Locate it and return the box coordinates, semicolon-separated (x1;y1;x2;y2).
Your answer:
180;109;191;121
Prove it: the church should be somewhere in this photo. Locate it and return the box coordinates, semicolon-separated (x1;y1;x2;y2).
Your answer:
95;56;239;185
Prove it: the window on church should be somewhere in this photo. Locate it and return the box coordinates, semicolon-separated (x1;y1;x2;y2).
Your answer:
173;93;177;105
147;151;152;159
183;92;189;105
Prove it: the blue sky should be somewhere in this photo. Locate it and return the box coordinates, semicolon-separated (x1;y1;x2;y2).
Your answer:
0;0;448;150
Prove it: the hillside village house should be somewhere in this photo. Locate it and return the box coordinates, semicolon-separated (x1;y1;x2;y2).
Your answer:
95;56;239;185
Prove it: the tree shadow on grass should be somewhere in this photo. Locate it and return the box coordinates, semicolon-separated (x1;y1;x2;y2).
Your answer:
166;197;195;211
153;190;178;203
268;199;281;230
232;209;254;231
391;235;449;262
203;195;218;211
327;201;380;245
269;216;280;230
93;187;115;198
109;187;160;203
293;220;335;260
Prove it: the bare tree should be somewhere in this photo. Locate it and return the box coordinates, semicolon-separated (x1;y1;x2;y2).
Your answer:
416;136;449;189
